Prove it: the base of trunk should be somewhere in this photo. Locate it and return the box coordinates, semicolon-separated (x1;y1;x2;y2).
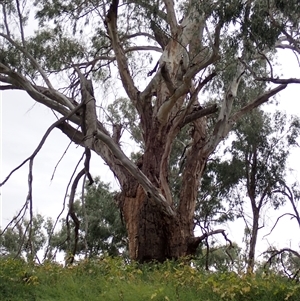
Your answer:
122;186;196;262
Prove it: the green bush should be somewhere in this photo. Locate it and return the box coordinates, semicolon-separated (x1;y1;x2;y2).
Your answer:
1;257;300;301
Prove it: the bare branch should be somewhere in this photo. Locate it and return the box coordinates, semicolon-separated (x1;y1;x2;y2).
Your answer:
44;152;85;261
66;168;85;264
50;139;75;181
263;213;297;238
239;58;300;84
0;200;28;235
127;45;163;53
265;248;300;267
230;84;287;123
0;84;22;90
189;229;232;253
276;42;300;55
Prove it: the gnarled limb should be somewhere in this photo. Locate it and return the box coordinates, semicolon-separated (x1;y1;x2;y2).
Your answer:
0;66;78;121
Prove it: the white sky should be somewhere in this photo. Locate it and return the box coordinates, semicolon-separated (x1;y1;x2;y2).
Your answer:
0;91;118;226
0;49;300;261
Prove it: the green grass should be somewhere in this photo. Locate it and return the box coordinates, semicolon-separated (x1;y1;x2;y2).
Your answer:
1;257;300;301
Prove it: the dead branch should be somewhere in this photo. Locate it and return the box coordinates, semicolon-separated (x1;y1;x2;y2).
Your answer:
44;152;85;261
51;137;77;181
263;213;297;238
15;222;30;259
1;102;85;260
81;175;89;258
230;84;287;123
239;58;300;84
189;229;233;253
66;169;85;264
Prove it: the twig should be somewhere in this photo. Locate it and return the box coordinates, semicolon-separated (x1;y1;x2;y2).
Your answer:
43;152;85;261
0;200;28;235
263;213;296;238
50;125;81;181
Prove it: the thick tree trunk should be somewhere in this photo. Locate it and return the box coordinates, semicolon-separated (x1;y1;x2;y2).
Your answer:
122;185;195;262
120;128;199;261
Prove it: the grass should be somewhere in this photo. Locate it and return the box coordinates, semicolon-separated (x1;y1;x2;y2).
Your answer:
1;256;300;301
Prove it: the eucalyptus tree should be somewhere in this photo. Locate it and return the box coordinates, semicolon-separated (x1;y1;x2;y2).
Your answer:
49;178;128;260
224;109;300;272
1;0;300;262
0;214;50;261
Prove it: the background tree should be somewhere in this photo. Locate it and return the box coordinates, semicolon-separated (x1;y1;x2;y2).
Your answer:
219;109;300;272
0;214;51;262
49;178;127;260
1;0;300;262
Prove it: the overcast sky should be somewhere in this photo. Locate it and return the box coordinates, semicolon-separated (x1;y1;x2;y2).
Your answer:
1;49;300;258
0;90;119;227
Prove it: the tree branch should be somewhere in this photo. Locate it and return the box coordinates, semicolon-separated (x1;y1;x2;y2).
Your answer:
263;213;297;238
181;104;218;126
93;129;176;216
189;229;232;253
0;33;74;109
163;0;177;36
104;0;140;105
66;168;85;264
230;84;287;123
239;57;300;84
0;65;79;121
265;248;300;268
